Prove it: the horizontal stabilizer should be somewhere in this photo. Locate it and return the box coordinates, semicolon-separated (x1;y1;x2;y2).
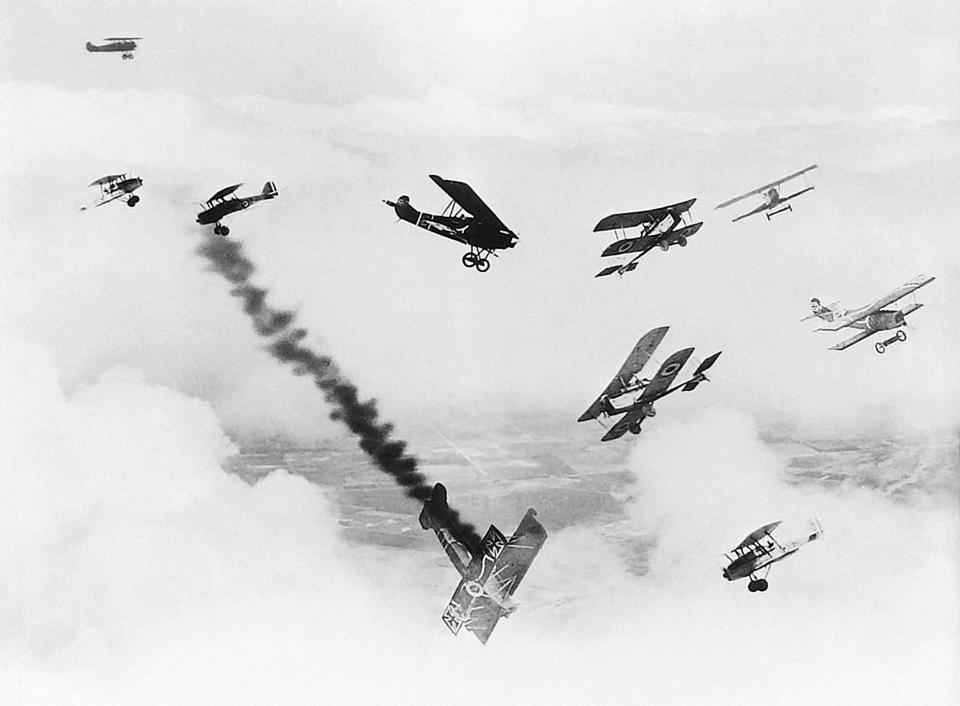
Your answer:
681;351;721;391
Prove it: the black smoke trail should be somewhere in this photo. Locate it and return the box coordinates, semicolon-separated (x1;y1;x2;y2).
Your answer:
197;234;482;551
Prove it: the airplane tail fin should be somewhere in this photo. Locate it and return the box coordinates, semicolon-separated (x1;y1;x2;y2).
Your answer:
419;483;449;530
86;42;96;51
804;517;824;543
682;351;722;392
262;181;278;198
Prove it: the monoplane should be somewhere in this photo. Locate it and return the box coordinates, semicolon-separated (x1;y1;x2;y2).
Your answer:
593;199;702;278
723;519;823;592
196;182;278;236
80;173;143;210
384;175;518;272
85;37;141;60
804;274;935;353
578;326;721;441
420;483;547;644
715;165;818;222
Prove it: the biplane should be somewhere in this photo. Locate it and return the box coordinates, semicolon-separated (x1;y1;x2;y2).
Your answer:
723;519;823;592
804;274;935;353
593;199;702;278
196;182;278;236
384;175;518;272
420;483;547;644
85;37;141;60
80;173;143;210
715;165;818;222
578;326;721;442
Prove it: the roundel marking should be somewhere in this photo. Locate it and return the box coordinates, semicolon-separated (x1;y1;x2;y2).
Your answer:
660;361;682;377
616;240;635;254
465;581;484;597
241;199;250;208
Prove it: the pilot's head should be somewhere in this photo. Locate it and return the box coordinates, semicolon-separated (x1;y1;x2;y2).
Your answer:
810;298;821;310
398;195;409;204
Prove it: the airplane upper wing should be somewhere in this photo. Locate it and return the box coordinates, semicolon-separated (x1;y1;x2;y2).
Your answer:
815;275;935;331
489;509;548;600
593;199;697;232
207;183;243;204
89;174;125;186
735;521;782;551
635;347;696;402
715;165;818;209
578;327;669;422
104;36;142;40
428;175;512;233
441;579;501;642
601;406;647;442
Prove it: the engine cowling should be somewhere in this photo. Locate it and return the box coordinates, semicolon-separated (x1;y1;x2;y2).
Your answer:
866;310;904;331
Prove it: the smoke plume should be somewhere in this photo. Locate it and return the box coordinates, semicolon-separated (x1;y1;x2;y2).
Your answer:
196;233;482;550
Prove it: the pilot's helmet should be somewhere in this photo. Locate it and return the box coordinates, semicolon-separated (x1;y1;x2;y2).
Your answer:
810;298;821;307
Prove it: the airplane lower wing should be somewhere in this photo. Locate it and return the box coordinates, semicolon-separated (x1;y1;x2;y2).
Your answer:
829;328;879;351
731;201;771;223
601;407;646;442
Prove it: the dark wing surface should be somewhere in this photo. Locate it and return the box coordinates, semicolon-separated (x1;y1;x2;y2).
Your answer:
601;407;647;442
207;183;243;203
493;509;548;600
600;236;658;258
735;521;782;551
104;37;142;40
593;199;696;232
578;327;669;421
635;347;695;402
428;175;510;231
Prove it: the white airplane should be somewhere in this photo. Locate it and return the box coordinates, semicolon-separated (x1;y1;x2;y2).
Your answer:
804;274;935;353
723;519;823;592
715;165;818;222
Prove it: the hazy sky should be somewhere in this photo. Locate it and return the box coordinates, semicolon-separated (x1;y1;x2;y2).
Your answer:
0;1;958;703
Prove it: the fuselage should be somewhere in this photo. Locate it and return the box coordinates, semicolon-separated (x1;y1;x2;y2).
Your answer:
86;40;136;53
389;196;517;251
197;199;247;224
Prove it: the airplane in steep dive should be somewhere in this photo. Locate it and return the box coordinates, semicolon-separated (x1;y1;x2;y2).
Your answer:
384;175;518;272
578;326;721;442
196;182;278;236
80;173;143;210
592;199;702;278
715;165;818;222
804;274;935;353
85;37;141;60
419;483;547;644
723;519;823;592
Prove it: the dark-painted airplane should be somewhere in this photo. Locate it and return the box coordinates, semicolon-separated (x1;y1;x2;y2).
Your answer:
578;326;721;442
85;37;141;60
803;274;935;353
593;199;702;278
80;173;143;210
384;175;518;272
196;182;278;236
715;165;818;222
723;519;823;592
420;483;547;644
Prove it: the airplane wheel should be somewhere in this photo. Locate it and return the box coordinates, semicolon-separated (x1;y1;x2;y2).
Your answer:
660;242;670;252
756;579;769;592
747;581;758;592
127;199;137;207
476;258;491;272
875;342;885;354
896;330;906;342
220;225;230;237
213;225;223;235
629;422;642;435
462;252;478;268
678;237;687;247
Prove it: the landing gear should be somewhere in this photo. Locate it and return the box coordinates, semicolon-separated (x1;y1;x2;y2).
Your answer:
747;579;769;592
876;329;907;354
214;224;230;237
896;329;907;342
121;53;134;60
461;249;491;272
875;342;886;354
127;195;140;207
629;422;642;435
677;236;687;247
660;241;670;252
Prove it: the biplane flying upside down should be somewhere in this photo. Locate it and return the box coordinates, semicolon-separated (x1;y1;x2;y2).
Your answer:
85;37;141;60
715;165;818;222
384;175;518;272
723;519;823;592
196;182;278;236
578;326;721;441
593;198;702;278
803;274;935;353
81;173;143;210
420;484;547;644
